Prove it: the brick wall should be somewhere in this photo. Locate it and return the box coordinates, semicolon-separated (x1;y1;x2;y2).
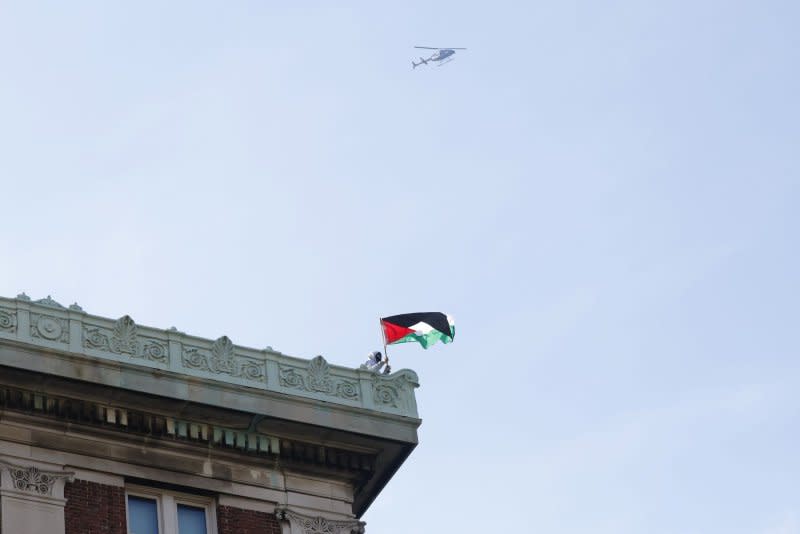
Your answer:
64;480;127;534
63;481;282;534
217;505;282;534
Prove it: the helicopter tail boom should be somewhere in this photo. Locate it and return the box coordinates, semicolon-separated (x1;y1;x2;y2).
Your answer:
412;57;429;69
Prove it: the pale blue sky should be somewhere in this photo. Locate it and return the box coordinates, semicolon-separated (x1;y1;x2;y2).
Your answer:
1;1;798;533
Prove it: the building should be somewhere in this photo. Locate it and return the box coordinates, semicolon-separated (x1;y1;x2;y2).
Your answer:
0;294;421;534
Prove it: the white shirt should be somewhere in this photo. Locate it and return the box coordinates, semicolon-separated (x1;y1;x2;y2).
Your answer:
364;352;385;372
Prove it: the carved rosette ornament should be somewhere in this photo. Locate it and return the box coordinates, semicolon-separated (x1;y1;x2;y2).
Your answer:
0;460;74;497
181;336;265;382
279;356;360;401
275;508;365;534
372;382;400;407
30;313;69;343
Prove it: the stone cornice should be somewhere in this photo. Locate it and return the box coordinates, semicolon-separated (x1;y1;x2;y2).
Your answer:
0;294;419;419
0;380;376;480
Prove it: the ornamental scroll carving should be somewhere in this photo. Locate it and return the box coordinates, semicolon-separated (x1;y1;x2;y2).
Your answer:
371;370;419;409
83;315;168;363
181;336;265;381
30;313;69;344
275;507;365;534
279;356;360;401
0;307;17;333
0;460;74;497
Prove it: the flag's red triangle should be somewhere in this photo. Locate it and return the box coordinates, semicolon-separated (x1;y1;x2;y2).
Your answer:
381;320;415;344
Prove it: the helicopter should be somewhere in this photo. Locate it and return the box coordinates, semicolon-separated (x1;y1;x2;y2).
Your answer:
412;46;467;69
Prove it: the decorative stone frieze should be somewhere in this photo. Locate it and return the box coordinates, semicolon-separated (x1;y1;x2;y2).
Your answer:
276;507;366;534
83;315;168;363
0;293;420;418
182;336;265;381
279;356;360;401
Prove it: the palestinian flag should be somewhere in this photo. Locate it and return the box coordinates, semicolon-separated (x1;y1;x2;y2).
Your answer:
380;312;455;349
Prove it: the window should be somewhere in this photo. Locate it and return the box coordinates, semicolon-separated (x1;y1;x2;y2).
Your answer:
126;486;216;534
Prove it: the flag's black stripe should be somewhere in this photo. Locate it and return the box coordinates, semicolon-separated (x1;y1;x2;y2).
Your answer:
381;312;452;338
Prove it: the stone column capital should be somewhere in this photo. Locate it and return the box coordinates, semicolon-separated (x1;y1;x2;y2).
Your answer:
0;458;74;500
275;506;366;534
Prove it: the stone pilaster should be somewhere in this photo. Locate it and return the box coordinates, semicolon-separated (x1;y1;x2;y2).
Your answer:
0;458;74;534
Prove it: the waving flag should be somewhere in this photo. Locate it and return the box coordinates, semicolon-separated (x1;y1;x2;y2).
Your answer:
380;312;455;349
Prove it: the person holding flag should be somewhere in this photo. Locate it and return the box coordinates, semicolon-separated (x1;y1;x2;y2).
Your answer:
362;313;454;374
363;351;391;374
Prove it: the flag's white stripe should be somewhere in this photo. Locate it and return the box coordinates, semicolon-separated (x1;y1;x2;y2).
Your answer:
409;318;454;335
409;321;434;334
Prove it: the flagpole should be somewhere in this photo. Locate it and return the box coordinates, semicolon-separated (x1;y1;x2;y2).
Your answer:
379;317;388;363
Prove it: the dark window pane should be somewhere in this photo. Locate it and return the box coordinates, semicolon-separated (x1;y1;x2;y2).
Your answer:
177;504;207;534
128;496;159;534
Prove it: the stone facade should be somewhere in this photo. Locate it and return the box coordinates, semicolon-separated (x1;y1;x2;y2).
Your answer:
0;294;421;533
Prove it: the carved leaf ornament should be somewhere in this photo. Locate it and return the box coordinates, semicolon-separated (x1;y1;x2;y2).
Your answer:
301;516;336;534
210;336;236;374
307;356;333;394
110;315;138;355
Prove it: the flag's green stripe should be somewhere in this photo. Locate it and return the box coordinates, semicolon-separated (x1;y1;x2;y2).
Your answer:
388;326;455;349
